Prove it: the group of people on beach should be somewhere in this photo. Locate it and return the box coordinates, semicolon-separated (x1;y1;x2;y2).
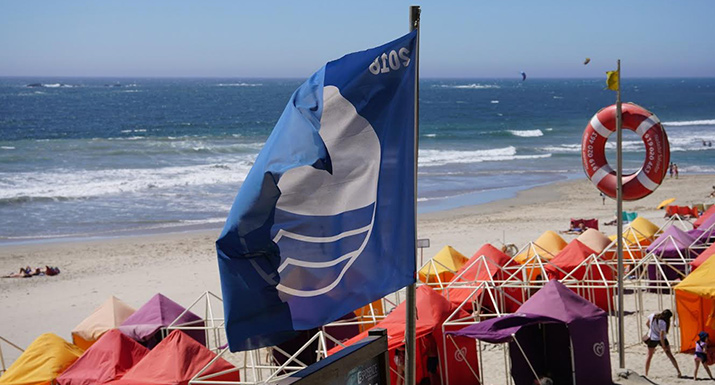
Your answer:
3;265;60;278
669;162;680;179
644;309;713;380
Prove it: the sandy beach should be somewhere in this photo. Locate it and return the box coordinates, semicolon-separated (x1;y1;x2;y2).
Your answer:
2;174;714;384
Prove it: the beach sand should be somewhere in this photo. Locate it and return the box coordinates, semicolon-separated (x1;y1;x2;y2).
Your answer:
1;174;714;384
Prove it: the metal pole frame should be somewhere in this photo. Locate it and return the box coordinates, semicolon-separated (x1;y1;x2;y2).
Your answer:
406;5;421;385
615;59;626;369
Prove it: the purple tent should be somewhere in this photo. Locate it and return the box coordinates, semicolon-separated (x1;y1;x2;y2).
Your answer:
646;225;700;259
118;293;205;348
645;226;701;291
449;280;612;385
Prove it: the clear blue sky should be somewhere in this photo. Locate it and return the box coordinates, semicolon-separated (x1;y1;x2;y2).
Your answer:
1;1;713;78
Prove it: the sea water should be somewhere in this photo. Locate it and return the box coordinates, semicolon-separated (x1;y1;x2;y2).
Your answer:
1;77;714;241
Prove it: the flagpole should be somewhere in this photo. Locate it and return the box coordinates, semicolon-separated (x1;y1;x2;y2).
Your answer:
615;59;625;369
406;5;420;385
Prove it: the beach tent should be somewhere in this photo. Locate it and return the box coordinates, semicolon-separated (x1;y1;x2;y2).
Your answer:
443;243;514;312
611;217;659;246
71;296;135;350
109;330;238;385
118;294;204;349
646;225;700;259
514;231;567;264
576;229;611;255
692;243;715;270
448;280;612;385
57;330;148;385
329;286;478;385
514;231;568;282
675;256;715;352
0;334;84;385
694;206;715;229
418;246;469;287
545;240;614;312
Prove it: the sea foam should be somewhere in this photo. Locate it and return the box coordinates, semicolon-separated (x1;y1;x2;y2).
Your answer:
419;146;551;167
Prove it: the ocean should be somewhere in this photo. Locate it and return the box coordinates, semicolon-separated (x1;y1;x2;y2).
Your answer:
1;77;714;242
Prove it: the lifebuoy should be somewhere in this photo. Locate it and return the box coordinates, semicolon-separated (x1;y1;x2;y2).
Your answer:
581;103;670;201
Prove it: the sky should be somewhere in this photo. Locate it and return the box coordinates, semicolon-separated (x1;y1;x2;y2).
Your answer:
1;1;714;78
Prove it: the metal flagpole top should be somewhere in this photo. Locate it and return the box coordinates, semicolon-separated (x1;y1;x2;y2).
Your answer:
406;5;420;385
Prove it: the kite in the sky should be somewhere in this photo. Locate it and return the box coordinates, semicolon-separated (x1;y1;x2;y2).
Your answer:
520;71;526;81
584;58;591;65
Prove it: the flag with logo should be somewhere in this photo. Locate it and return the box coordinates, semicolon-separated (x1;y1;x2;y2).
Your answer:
217;31;417;351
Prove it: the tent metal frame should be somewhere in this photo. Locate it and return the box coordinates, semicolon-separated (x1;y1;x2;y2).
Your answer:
0;336;24;375
165;291;226;353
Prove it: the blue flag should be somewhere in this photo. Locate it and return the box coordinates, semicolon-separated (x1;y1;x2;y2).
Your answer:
217;31;417;351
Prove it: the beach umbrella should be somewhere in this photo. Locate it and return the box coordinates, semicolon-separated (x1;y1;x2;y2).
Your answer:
657;198;676;209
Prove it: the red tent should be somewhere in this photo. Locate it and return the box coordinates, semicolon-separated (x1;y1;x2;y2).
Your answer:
691;243;715;270
57;330;148;385
444;243;514;312
329;286;478;385
108;330;238;385
545;240;614;312
694;206;715;228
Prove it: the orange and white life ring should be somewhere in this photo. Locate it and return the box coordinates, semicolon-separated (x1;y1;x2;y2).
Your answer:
581;103;670;201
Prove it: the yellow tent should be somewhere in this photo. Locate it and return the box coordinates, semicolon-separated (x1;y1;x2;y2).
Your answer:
71;296;135;350
657;198;676;209
0;333;83;385
514;230;567;264
675;256;715;352
418;246;468;285
608;217;660;246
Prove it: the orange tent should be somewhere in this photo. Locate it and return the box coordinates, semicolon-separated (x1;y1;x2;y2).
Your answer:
675;256;715;352
0;334;84;385
329;286;477;385
109;330;238;385
692;243;715;270
57;330;148;385
71;296;135;350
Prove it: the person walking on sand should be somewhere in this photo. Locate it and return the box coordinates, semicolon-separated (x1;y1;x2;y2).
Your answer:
669;162;674;178
674;163;679;179
694;331;714;380
600;191;606;205
644;309;682;378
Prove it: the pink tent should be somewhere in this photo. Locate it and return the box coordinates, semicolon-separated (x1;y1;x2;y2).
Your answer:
109;330;238;385
58;330;148;385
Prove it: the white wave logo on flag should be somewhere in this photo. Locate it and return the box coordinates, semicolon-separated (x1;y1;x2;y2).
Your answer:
255;85;381;297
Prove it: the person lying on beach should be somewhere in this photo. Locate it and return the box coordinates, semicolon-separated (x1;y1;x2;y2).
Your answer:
3;267;32;278
560;223;586;234
2;266;60;278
